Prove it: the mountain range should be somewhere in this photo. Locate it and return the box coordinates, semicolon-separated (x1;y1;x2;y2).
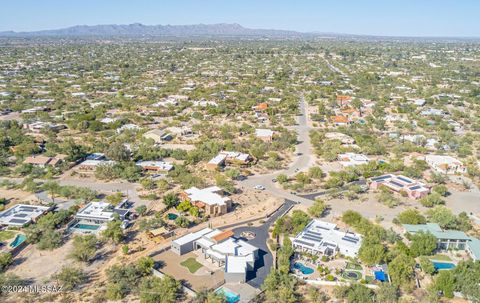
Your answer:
0;23;305;37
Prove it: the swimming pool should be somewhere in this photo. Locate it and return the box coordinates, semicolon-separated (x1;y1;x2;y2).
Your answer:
167;213;178;220
433;261;456;270
216;287;240;303
374;271;388;282
74;223;101;231
9;234;27;248
293;262;315;275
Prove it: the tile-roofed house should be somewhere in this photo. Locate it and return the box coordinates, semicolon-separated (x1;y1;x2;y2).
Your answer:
330;115;350;126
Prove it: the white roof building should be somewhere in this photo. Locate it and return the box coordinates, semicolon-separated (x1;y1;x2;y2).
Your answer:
117;123;141;133
172;228;258;283
74;201;129;223
292;220;362;258
425;155;466;174
184;186;231;207
255;128;274;140
338;153;370;167
0;204;51;227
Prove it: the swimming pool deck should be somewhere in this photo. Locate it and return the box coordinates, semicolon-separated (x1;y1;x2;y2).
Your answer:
221;283;260;303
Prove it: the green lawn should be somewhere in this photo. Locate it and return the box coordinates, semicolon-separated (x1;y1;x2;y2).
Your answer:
180;257;203;273
0;230;16;242
429;254;452;261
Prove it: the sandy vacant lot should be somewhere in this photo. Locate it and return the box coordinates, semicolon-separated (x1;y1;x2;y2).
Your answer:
0;189;37;203
8;240;75;283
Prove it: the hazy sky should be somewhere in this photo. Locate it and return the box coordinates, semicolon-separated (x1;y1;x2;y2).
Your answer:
1;0;479;37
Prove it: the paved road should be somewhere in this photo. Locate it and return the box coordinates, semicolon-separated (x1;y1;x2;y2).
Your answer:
237;95;316;206
232;200;296;288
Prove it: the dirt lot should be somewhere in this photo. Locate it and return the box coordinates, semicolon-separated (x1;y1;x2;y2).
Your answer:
8;239;75;283
0;188;37;205
153;250;224;291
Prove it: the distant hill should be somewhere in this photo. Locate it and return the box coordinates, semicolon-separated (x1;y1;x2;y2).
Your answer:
0;23;305;38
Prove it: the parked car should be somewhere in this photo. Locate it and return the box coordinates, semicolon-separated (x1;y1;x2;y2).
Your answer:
121;220;131;229
254;185;266;190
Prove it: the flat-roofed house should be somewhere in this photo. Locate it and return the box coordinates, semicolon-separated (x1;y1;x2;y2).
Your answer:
338;153;370;167
292;220;362;258
136;160;173;172
23;155;52;167
180;186;232;217
171;227;259;283
0;204;52;227
255;128;274;142
70;201;129;234
425;155;466;175
330;115;350;126
206;151;252;171
369;174;430;199
143;129;172;143
77;158;115;171
403;223;480;260
23;154;67;167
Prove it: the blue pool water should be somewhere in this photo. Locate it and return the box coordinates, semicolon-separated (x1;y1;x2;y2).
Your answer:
74;223;100;230
167;213;178;220
294;262;315;275
374;271;388;282
216;287;240;303
9;234;27;248
433;262;456;270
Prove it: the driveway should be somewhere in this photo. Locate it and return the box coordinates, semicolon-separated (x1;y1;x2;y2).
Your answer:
232;200;295;288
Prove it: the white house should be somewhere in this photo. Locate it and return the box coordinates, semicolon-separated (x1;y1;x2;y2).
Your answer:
0;204;52;227
172;228;258;283
255;128;274;142
425;155;466;174
338;153;370;167
292;220;362;258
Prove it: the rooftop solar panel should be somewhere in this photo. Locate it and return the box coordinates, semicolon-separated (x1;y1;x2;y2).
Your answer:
14;213;28;218
10;218;28;224
409;185;421;190
294;239;314;247
305;231;324;237
19;206;37;212
343;235;359;241
397;176;413;183
302;235;323;242
371;175;391;182
389;181;405;188
342;237;359;244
